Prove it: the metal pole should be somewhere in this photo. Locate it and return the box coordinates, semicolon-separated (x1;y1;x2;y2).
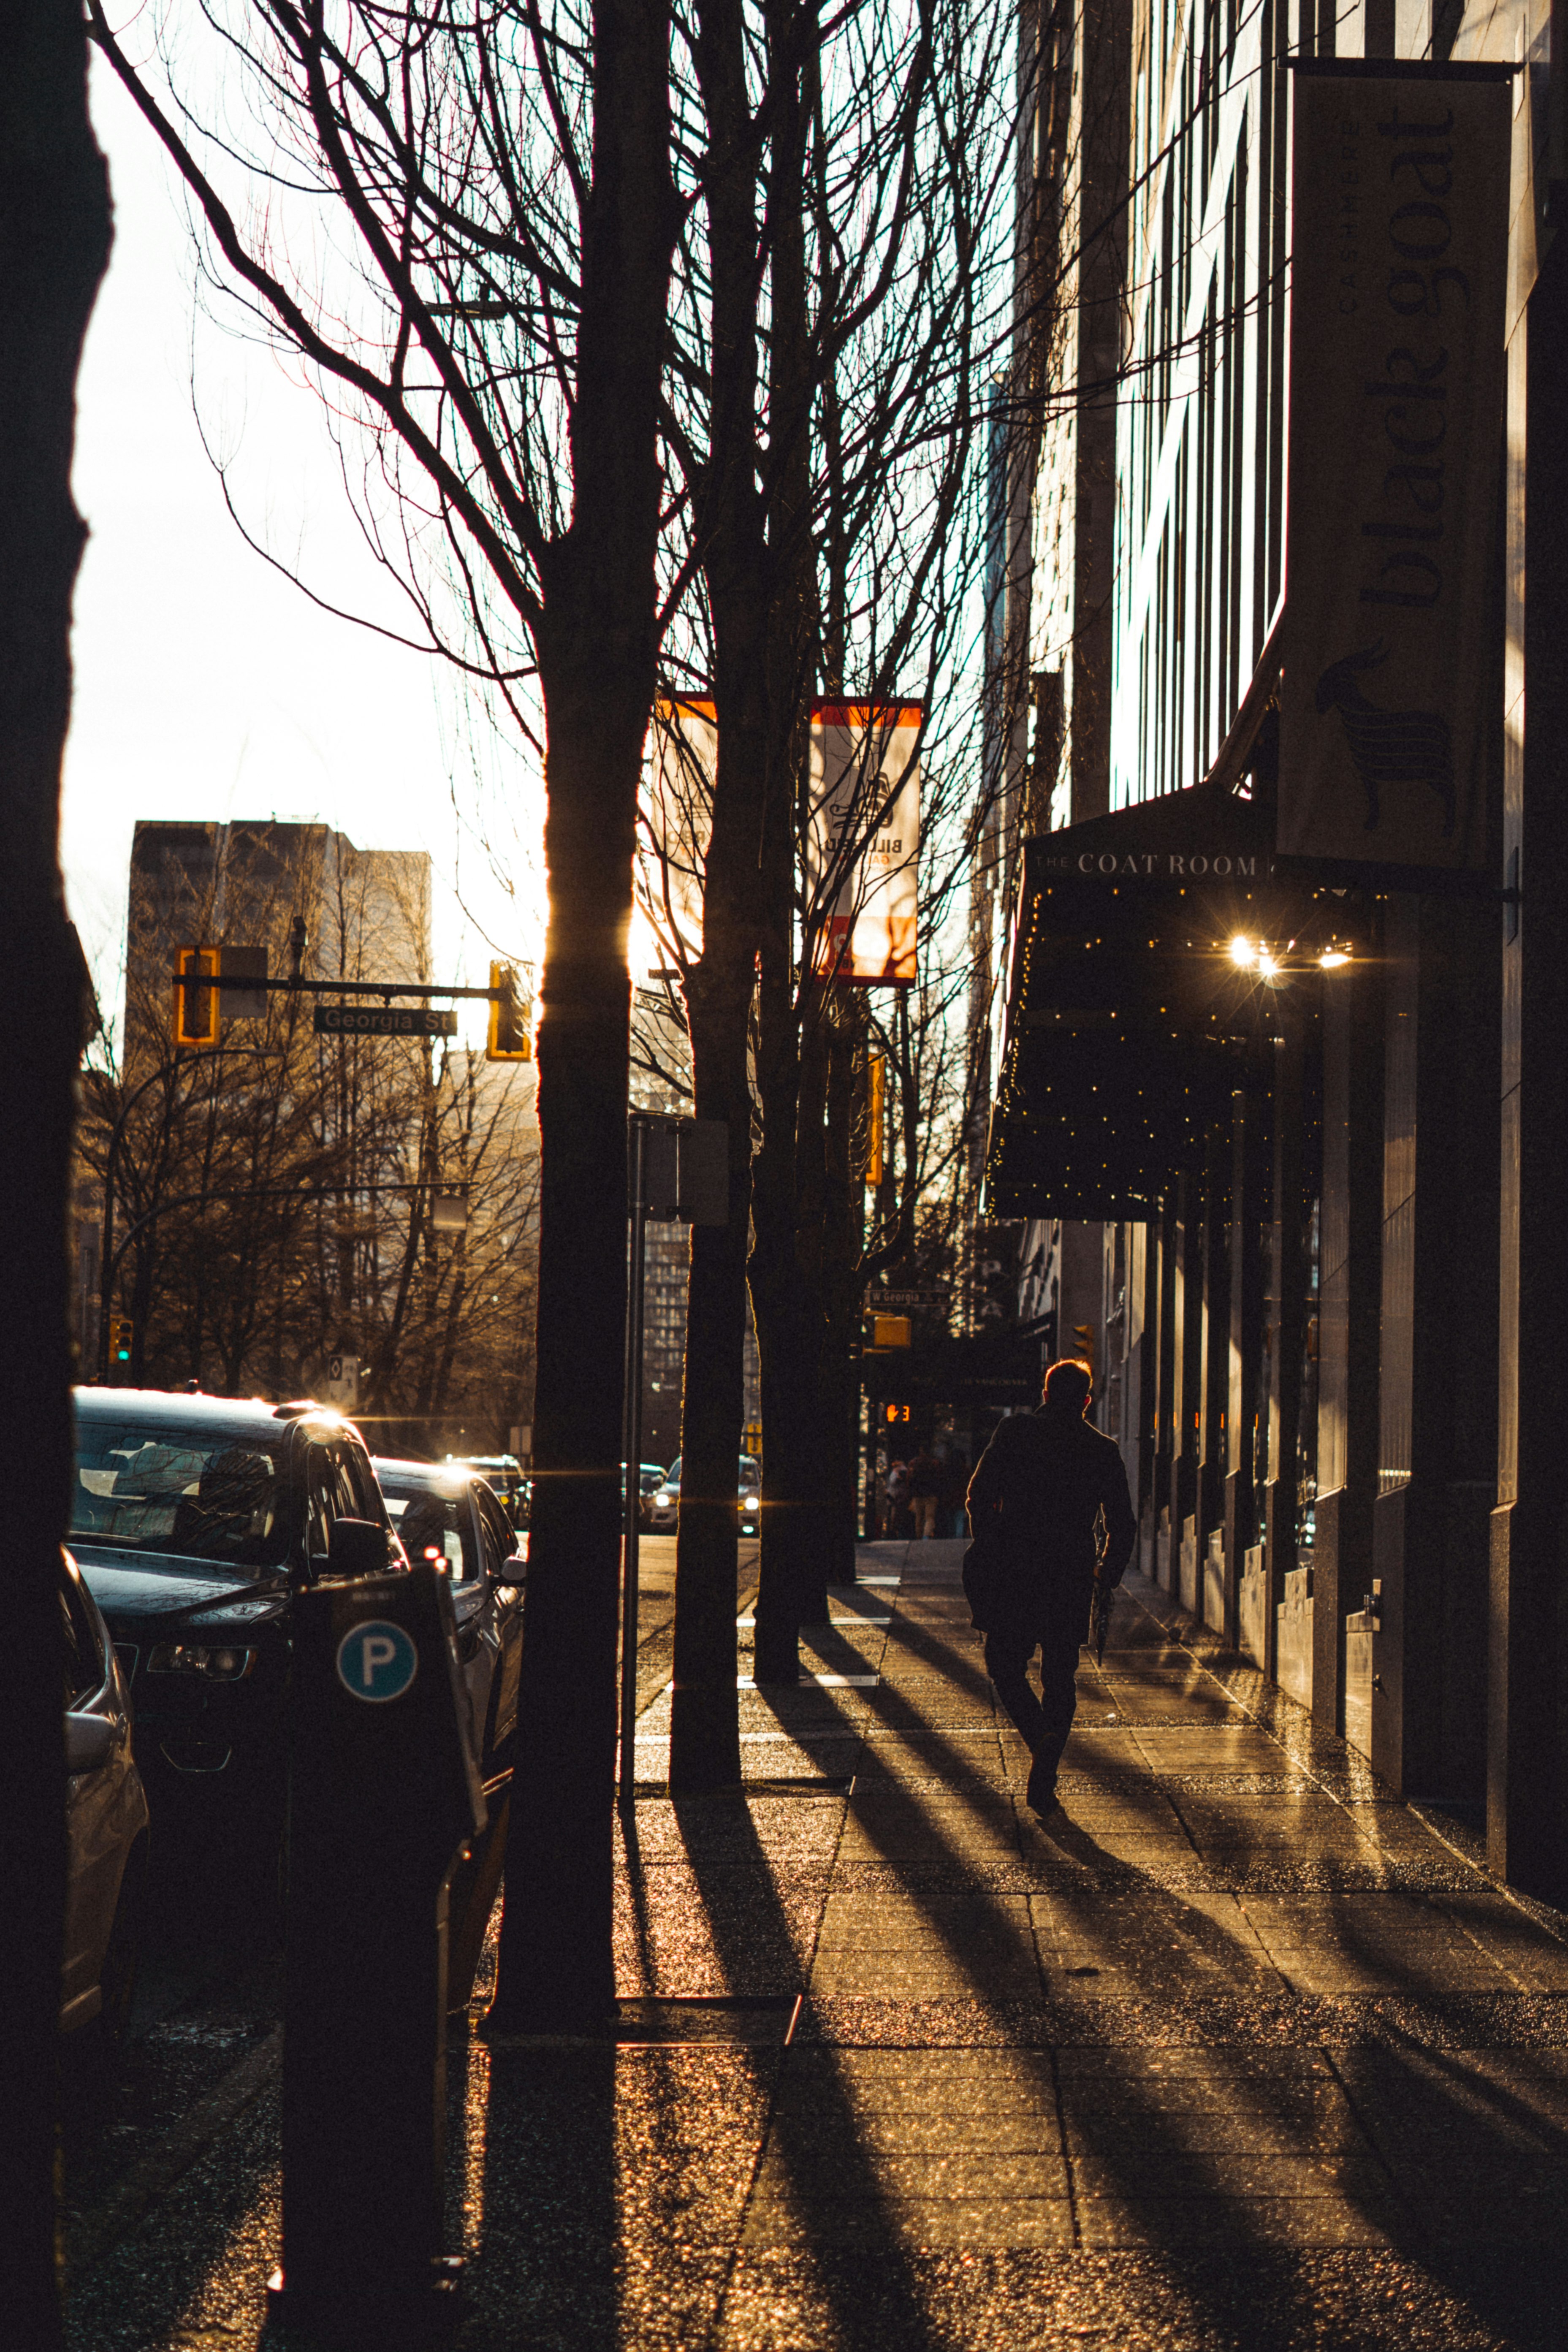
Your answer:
619;1120;647;1803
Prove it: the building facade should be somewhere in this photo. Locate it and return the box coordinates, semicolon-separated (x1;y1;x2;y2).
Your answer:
85;819;539;1447
987;0;1568;1901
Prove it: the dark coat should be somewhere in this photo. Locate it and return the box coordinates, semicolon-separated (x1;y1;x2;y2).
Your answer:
966;1405;1137;1632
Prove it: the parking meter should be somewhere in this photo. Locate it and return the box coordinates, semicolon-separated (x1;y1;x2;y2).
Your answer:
267;1560;484;2345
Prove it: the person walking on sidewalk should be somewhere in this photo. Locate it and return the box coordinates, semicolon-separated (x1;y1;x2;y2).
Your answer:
908;1445;942;1540
966;1358;1136;1817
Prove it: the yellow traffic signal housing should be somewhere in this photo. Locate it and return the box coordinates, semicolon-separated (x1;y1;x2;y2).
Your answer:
865;1054;885;1186
109;1316;134;1373
871;1314;912;1349
1072;1322;1096;1365
174;946;220;1047
486;963;532;1061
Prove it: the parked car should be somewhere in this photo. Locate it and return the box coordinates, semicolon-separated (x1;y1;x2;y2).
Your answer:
69;1387;403;1790
648;1455;760;1538
372;1459;525;1789
634;1462;665;1529
61;1545;150;2037
453;1453;528;1530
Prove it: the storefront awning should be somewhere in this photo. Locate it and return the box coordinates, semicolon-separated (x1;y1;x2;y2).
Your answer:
984;773;1344;1219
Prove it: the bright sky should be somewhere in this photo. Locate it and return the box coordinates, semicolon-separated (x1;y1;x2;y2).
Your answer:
63;62;545;1058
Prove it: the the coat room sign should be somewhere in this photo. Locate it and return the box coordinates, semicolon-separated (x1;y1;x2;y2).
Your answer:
1280;62;1511;873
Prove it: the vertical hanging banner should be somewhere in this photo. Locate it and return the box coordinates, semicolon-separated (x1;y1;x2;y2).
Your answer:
639;698;716;981
806;702;922;984
1279;63;1510;874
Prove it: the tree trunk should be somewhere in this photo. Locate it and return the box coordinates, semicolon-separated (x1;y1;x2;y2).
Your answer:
667;965;751;1787
667;0;770;1792
816;995;863;1589
0;3;111;2337
494;658;638;2023
490;0;675;2029
751;982;827;1677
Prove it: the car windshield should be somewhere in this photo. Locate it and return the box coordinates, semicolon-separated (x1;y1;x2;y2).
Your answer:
377;1474;477;1583
658;1459;758;1496
71;1411;290;1570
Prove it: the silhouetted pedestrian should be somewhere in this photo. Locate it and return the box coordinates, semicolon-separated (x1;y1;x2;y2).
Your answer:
966;1359;1136;1816
908;1446;941;1540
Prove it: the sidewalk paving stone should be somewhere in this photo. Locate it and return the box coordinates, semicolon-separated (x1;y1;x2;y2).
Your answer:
70;1540;1568;2350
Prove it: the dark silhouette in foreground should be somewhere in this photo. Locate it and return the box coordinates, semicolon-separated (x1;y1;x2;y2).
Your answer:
966;1358;1136;1815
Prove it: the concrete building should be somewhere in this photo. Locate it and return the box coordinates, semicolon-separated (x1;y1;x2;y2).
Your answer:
985;2;1568;1904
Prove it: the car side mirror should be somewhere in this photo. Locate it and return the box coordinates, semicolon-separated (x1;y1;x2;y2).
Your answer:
65;1712;115;1773
499;1551;526;1584
327;1517;391;1579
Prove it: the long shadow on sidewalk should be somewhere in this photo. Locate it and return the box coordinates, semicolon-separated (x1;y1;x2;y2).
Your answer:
663;1785;944;2352
1063;1586;1568;2348
770;1572;1568;2348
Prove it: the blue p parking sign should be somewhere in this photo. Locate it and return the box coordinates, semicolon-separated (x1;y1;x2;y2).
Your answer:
336;1620;418;1704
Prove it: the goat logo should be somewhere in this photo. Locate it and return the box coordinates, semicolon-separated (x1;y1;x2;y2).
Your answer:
1314;640;1454;838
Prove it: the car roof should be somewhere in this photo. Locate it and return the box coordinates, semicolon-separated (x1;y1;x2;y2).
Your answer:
373;1455;476;1489
73;1385;347;1442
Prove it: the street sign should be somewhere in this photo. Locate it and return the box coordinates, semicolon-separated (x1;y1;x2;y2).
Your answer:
335;1620;419;1703
877;1288;949;1309
220;944;270;1018
634;1115;728;1224
314;1005;457;1039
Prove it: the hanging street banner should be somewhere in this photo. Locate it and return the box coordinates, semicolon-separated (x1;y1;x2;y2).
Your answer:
1279;63;1510;875
806;703;922;985
639;697;715;983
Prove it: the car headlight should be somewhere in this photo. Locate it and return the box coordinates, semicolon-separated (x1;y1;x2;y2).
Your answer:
740;1494;759;1509
180;1597;285;1628
655;1490;675;1507
148;1643;256;1681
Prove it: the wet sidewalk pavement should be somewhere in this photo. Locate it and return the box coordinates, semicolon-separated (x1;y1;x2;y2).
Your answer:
66;1541;1568;2351
471;1541;1568;2351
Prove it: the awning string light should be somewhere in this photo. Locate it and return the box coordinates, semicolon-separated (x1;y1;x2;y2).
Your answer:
1227;934;1353;976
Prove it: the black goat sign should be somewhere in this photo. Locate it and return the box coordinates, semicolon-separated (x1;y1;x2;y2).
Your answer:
1313;641;1455;838
1280;64;1508;873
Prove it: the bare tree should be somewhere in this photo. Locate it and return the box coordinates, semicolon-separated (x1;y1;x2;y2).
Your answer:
636;0;1020;1705
90;0;677;2024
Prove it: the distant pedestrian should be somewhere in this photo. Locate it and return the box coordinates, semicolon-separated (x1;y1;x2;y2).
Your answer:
883;1458;911;1537
908;1445;941;1540
966;1359;1136;1817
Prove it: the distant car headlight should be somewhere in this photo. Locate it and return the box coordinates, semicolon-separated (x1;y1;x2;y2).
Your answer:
655;1490;676;1507
740;1493;759;1509
148;1643;256;1680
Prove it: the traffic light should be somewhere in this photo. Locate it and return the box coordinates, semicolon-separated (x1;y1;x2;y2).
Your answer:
109;1316;134;1376
486;963;531;1061
864;1055;884;1186
174;946;220;1047
883;1402;911;1426
1072;1322;1096;1366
